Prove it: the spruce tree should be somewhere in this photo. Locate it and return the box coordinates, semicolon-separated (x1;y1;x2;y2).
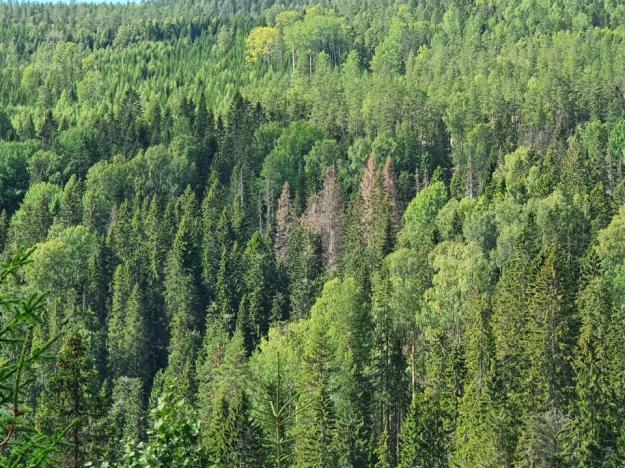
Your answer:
293;318;339;467
0;209;7;252
59;175;82;227
241;231;276;351
200;173;222;298
206;390;264;466
515;250;573;466
453;296;500;466
285;223;322;319
491;250;536;462
106;377;144;463
567;275;615;466
371;270;409;464
397;392;447;468
36;330;105;468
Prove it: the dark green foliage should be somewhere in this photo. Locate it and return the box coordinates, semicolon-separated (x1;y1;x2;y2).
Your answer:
206;390;264;466
106;377;144;464
398;393;447;468
35;329;105;468
285;223;323;319
0;141;40;214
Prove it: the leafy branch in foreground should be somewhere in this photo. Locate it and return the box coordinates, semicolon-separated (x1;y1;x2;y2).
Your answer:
0;248;63;467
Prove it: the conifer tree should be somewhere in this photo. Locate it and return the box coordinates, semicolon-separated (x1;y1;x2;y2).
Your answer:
275;182;295;264
397;392;447;468
382;157;401;234
567;274;615;466
107;377;144;464
206;390;264;466
36;330;105;468
374;429;392;468
39;110;56;150
107;264;131;377
165;192;202;328
213;240;244;332
0;209;8;252
301;166;344;270
491;250;536;462
201;174;222;297
164;195;203;393
454;296;500;466
360;155;393;279
59;175;82;227
371;270;408;465
285;223;322;319
196;326;248;447
293;316;339;467
241;231;276;351
515;250;573;466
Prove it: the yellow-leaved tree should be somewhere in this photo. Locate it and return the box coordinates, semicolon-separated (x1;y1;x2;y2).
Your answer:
245;27;279;65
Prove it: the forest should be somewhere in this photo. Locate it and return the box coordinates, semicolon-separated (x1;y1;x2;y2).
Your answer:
2;0;625;466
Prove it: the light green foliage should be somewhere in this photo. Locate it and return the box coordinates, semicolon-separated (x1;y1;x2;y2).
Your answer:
122;381;205;467
8;182;61;249
398;181;447;251
261;120;326;198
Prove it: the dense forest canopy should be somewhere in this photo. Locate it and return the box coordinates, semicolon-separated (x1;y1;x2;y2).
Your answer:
2;0;625;465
